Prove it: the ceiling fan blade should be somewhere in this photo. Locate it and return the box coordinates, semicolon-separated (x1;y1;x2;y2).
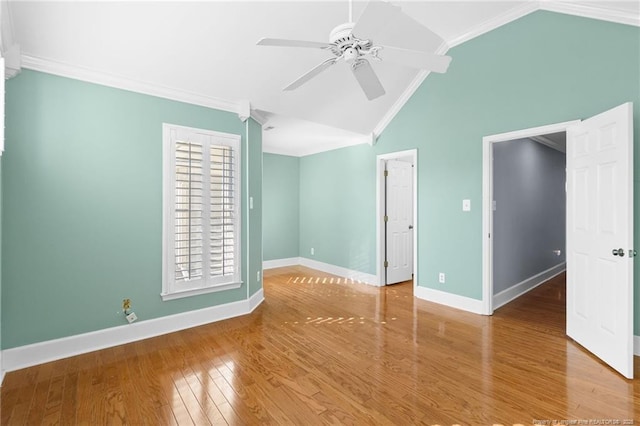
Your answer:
374;11;445;53
352;0;402;41
257;37;333;49
378;46;451;73
351;59;385;101
284;58;338;91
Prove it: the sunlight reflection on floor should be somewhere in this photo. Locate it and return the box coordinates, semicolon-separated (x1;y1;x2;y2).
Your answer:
288;275;368;285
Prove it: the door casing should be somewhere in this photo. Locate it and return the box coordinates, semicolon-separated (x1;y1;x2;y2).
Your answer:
376;149;418;287
482;120;580;314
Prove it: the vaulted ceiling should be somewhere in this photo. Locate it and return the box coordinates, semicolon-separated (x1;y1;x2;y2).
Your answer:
6;1;639;155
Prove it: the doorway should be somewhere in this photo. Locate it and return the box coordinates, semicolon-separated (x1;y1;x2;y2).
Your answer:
482;120;580;314
491;133;567;310
376;149;417;287
482;103;634;379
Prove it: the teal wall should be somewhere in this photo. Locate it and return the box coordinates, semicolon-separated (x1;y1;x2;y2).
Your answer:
247;118;263;296
300;145;375;271
298;12;640;329
263;153;300;261
2;70;260;348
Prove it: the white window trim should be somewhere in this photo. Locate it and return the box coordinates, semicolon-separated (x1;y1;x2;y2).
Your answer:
162;123;242;301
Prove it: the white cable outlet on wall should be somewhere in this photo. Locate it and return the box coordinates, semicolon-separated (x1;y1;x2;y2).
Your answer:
126;312;138;324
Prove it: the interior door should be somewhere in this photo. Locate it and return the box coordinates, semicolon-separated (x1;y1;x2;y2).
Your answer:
566;102;634;378
385;160;413;284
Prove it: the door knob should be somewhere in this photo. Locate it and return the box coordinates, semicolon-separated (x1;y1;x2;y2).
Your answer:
630;249;637;258
612;248;624;256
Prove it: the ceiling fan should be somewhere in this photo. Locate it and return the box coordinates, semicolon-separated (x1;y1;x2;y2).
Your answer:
256;0;452;101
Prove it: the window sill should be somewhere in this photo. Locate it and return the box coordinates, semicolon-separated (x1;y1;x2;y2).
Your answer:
161;281;243;301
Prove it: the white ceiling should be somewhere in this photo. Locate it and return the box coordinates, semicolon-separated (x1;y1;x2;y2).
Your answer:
6;1;639;156
531;131;566;153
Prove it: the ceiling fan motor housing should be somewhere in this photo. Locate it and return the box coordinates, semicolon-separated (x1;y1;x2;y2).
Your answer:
329;22;372;57
343;47;359;63
329;22;355;44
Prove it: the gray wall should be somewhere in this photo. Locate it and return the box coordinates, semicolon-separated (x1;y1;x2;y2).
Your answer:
493;138;566;295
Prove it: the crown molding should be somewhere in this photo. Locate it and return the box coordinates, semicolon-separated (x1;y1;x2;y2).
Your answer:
21;55;245;115
447;2;539;49
1;0;22;78
250;109;269;126
372;40;450;138
372;1;639;139
237;100;251;122
539;1;640;27
262;137;369;157
372;69;429;138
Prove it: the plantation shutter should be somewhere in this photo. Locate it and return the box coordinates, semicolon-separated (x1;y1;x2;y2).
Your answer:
209;145;236;278
174;141;204;282
163;124;241;299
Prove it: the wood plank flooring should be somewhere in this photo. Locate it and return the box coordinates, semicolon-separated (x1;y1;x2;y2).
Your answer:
1;266;639;425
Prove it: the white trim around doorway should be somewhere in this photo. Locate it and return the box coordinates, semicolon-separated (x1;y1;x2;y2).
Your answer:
376;149;418;289
482;120;580;315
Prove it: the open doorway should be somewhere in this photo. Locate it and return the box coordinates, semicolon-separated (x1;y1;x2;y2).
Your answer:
491;132;567;309
376;149;417;287
482;103;634;379
482;120;580;314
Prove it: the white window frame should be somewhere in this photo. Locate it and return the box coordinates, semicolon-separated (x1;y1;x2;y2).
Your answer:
162;123;242;301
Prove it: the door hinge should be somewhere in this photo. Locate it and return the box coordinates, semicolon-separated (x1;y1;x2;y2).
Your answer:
384;215;388;222
384;170;388;177
384;260;389;268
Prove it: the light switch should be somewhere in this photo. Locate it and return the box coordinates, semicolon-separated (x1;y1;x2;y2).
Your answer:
463;199;471;211
249;196;254;209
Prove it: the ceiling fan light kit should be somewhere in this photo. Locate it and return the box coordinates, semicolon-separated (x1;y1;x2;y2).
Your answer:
257;0;452;101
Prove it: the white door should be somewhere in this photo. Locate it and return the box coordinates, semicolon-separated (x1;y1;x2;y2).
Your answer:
566;102;634;378
386;160;413;284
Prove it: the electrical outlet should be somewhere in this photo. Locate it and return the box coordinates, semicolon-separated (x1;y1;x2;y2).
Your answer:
123;298;131;311
126;312;138;324
311;247;315;255
257;271;261;282
438;273;446;284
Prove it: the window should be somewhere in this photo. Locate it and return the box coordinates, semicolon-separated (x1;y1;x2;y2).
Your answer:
162;124;241;300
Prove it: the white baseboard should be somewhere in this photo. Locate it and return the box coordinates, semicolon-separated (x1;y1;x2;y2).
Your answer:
249;288;264;312
1;294;265;374
263;257;301;270
299;257;380;286
414;285;484;314
493;262;566;310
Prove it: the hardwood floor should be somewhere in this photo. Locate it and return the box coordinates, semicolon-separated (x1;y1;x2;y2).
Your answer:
1;266;638;425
